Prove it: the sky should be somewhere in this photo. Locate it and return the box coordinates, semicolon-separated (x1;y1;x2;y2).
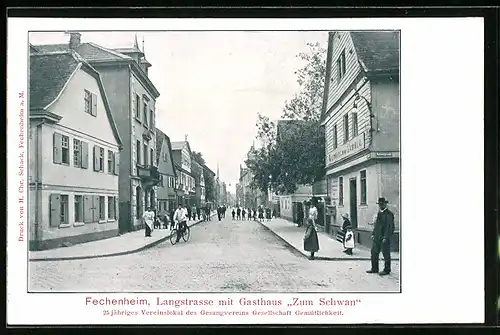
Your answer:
29;31;328;194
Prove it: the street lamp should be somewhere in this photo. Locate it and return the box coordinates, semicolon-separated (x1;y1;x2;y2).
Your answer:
353;93;377;135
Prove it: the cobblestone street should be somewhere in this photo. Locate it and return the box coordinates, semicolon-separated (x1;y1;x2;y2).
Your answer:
29;215;400;292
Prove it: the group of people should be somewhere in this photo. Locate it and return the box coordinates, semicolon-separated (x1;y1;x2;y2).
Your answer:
302;196;395;276
216;205;227;221
229;206;275;222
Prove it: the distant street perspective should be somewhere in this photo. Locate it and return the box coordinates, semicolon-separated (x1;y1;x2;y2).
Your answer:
30;214;399;292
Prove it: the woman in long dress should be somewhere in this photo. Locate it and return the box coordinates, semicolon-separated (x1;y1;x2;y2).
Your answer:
303;200;320;260
143;207;154;237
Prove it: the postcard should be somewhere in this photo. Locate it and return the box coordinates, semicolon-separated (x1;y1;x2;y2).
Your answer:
7;16;484;325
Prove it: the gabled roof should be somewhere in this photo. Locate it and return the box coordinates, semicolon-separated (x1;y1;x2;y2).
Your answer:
30;52;80;110
29;51;123;148
113;47;144;56
171;141;192;155
350;31;400;73
29;44;40;54
156;128;177;178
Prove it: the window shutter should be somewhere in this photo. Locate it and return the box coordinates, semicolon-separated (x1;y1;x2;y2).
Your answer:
93;145;99;171
49;193;61;227
91;93;97;116
114;152;119;175
92;195;99;222
53;133;62;164
81;141;89;169
83;195;92;223
115;197;118;220
132;94;137;117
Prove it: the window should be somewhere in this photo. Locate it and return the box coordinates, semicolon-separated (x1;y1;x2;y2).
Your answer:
143;143;148;165
136;140;141;165
99;196;105;221
133;93;141;120
339;177;344;206
99;147;104;172
143;102;148;127
61;195;69;224
150;148;154;166
336;50;346;82
343;114;349;143
73;139;81;167
360;170;367;205
53;133;70;165
333;124;338;149
149;109;154;129
74;195;83;222
352;112;358;137
163;152;168;162
107;150;113;174
108;196;115;219
84;90;97;116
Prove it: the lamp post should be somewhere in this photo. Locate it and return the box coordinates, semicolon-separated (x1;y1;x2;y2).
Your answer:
353;93;377;140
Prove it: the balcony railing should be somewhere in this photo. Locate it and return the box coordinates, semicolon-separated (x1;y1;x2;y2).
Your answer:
136;164;161;187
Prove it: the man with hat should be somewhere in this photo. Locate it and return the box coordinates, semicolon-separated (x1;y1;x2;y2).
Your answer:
367;197;395;276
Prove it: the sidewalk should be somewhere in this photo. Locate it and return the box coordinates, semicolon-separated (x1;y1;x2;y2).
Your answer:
260;218;400;261
30;212;217;262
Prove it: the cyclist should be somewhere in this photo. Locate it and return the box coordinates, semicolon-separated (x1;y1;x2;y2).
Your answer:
173;204;188;243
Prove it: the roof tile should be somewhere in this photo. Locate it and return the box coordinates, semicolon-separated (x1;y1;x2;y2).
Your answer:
29;53;79;109
350;31;400;72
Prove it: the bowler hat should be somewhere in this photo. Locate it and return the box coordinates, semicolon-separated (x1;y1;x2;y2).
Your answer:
341;213;349;219
376;197;389;204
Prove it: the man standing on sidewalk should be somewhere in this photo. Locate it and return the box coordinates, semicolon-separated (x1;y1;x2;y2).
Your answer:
367;197;395;276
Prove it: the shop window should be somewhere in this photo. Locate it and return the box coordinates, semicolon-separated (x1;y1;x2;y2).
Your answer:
99;196;105;220
74;195;83;223
339;177;344;206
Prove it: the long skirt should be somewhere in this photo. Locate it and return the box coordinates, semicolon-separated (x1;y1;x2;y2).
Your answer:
145;223;152;237
303;226;320;252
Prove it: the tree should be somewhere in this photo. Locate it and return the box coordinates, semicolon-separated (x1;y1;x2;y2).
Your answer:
191;151;205;166
246;41;327;195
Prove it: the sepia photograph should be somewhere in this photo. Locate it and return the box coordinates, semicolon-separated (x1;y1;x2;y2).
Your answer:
27;29;400;293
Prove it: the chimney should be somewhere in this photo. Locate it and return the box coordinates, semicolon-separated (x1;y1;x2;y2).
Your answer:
184;134;188;142
69;32;81;49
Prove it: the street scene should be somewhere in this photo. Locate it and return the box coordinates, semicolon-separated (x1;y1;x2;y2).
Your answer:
28;30;400;292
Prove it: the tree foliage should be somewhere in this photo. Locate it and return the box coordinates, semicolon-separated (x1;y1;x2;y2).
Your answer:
246;41;327;195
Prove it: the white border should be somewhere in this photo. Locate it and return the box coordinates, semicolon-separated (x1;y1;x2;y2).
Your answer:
7;17;484;325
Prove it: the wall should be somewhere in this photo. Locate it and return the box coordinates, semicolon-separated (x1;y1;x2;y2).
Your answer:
370;77;400;152
380;159;400;231
324;78;371;169
279;196;293;220
326;32;362;112
94;66;131;201
156;138;176;200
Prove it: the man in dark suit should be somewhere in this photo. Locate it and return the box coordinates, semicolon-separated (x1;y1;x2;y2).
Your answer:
367;197;395;276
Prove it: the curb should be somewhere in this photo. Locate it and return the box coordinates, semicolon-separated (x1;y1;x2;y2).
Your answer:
29;214;216;262
258;221;400;261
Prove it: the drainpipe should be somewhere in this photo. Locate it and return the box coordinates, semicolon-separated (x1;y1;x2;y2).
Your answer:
34;121;44;250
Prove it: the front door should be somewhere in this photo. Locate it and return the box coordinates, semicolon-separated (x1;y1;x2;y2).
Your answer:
349;178;358;228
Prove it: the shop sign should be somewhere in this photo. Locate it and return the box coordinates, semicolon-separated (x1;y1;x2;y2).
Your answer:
375;152;393;158
327;133;366;166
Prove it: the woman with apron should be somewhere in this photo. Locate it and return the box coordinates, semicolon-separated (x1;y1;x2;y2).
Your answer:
303;200;320;260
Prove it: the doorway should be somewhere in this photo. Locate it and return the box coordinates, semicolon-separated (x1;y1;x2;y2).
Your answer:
349;178;358;228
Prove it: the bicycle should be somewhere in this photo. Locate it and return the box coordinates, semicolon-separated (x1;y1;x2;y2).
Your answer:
169;222;191;245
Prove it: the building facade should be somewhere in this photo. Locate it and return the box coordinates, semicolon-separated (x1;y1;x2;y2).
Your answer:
34;32;162;234
28;50;122;250
155;129;177;213
171;140;196;207
320;31;400;250
191;159;206;207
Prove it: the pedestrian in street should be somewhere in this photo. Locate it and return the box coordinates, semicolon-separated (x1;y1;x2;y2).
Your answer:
169;209;175;230
231;208;236;220
297;205;304;227
197;206;201;221
341;213;354;255
217;206;222;221
265;207;272;221
236;207;241;220
367;197;395;276
303;200;320;260
258;206;264;222
174;204;188;243
187;207;192;221
143;207;155;237
222;205;226;218
192;206;197;221
253;208;257;221
242;208;246;220
272;208;277;219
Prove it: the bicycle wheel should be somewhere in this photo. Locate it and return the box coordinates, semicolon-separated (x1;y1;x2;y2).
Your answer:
169;229;179;245
182;226;191;242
